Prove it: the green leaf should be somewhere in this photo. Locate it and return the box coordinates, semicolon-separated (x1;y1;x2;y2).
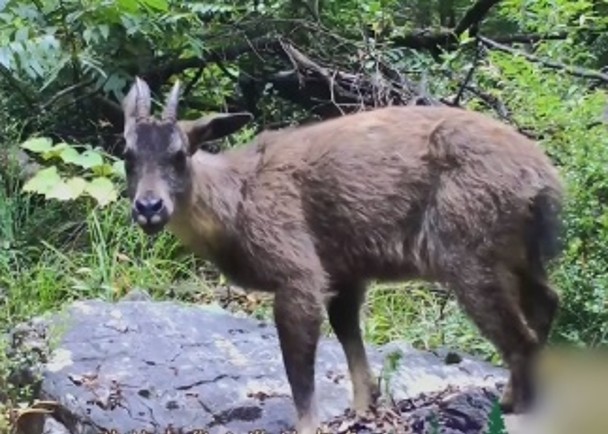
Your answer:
83;28;93;44
140;0;168;11
43;142;71;160
118;0;139;12
218;273;227;286
59;146;83;166
22;166;62;195
485;400;507;434
85;176;118;207
112;160;126;179
92;163;115;177
70;149;105;169
46;179;76;201
99;24;110;40
66;176;88;198
459;28;474;44
21;137;53;154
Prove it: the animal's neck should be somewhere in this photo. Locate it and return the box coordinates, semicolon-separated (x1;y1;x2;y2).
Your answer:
169;150;248;255
191;151;244;222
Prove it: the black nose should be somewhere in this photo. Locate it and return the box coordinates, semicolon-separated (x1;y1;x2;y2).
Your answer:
135;197;164;218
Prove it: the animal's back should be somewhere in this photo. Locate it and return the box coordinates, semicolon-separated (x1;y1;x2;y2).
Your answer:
241;106;563;281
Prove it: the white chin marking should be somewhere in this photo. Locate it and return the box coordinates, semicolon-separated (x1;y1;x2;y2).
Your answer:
150;214;162;224
137;215;148;225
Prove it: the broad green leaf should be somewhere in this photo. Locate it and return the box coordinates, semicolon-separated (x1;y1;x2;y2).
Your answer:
46;179;76;201
43;142;71;160
59;146;83;166
70;150;105;169
66;176;88;198
22;166;62;195
85;176;118;207
21;137;53;154
112;160;126;179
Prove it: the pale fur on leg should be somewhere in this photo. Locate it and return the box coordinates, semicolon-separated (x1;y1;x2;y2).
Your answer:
295;393;320;434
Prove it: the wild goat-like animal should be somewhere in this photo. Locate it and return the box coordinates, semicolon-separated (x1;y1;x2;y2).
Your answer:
121;77;563;434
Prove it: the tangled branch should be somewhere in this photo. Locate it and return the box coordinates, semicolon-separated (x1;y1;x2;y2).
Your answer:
478;35;608;84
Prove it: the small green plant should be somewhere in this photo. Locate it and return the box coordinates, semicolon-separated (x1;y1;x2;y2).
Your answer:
20;136;125;207
423;396;506;434
429;412;440;434
379;348;403;397
485;400;507;434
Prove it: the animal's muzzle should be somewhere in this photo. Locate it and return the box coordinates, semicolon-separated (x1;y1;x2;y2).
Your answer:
132;195;169;234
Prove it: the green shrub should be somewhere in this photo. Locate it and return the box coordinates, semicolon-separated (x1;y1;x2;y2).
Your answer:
483;52;608;347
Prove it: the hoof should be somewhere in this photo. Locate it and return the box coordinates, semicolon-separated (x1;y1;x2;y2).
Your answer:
500;394;534;415
353;378;381;414
499;399;515;415
295;413;321;434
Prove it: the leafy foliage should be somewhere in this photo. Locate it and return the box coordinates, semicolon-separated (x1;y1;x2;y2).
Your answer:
20;137;124;206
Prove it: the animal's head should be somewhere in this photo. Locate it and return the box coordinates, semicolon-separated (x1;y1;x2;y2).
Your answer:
122;77;252;235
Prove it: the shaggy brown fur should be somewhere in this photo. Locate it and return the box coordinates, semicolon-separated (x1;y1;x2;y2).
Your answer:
121;78;564;434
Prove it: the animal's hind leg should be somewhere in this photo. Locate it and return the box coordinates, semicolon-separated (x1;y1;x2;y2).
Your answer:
326;280;379;413
447;261;540;414
518;270;559;346
499;270;560;412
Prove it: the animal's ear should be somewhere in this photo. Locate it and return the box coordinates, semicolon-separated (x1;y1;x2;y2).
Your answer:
122;77;151;139
178;112;253;152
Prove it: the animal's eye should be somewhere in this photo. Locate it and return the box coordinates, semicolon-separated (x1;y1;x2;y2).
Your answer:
123;149;135;171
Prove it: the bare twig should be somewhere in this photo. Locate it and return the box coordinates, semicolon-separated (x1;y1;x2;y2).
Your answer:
329;69;345;115
182;66;205;99
489;32;569;44
478;35;608;84
40;78;96;111
488;27;608;45
453;42;482;106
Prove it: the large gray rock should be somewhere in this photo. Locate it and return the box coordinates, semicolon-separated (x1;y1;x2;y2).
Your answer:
12;295;509;434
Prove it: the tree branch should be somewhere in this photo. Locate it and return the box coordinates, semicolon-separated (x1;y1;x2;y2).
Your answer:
454;0;502;36
147;36;281;85
453;41;482;106
40;78;97;112
388;0;501;51
182;66;205;99
490;32;569;44
478;35;608;83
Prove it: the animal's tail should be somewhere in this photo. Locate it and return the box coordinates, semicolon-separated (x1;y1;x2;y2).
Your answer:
525;186;564;277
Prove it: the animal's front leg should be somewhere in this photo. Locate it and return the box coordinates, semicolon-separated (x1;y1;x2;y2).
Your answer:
274;279;324;434
326;280;379;414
